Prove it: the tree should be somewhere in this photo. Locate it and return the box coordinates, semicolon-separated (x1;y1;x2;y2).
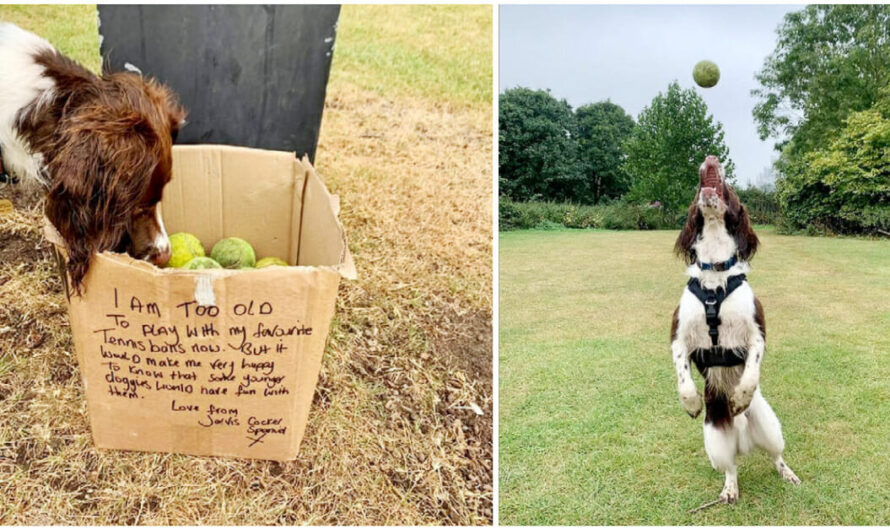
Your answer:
574;101;635;204
776;89;890;233
623;82;734;213
752;5;890;233
752;5;890;156
499;87;583;202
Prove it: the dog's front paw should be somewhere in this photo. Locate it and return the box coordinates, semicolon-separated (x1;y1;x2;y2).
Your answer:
776;459;801;485
679;385;702;418
719;482;739;504
730;385;754;416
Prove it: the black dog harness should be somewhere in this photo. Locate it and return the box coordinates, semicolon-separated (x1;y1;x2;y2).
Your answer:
687;273;747;368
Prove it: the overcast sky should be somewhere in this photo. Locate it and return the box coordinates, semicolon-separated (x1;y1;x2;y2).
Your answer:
499;4;801;187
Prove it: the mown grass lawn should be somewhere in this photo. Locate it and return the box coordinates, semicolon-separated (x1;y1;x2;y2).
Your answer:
499;226;890;525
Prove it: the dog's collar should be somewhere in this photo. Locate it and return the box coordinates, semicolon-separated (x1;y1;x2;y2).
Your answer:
698;254;737;272
0;144;19;185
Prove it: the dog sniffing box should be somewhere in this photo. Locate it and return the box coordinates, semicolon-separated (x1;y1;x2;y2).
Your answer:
45;145;355;461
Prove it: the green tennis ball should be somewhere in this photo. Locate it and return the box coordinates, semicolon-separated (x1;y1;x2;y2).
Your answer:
166;232;205;268
183;257;222;270
693;60;720;88
210;237;256;269
256;257;289;268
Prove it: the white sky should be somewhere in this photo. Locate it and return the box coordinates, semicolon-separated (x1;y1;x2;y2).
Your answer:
499;4;800;187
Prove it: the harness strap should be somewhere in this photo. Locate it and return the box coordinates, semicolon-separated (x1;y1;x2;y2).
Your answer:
687;273;747;348
691;346;747;368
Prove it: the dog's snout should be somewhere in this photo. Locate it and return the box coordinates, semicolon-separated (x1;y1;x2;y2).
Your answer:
151;242;172;267
699;155;724;199
701;187;718;201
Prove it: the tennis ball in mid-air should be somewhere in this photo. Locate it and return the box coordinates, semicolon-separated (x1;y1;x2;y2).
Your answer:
183;257;222;270
166;232;205;268
693;60;720;88
210;237;256;269
256;257;289;268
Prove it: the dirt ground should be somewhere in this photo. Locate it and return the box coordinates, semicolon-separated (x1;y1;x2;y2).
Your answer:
0;11;492;526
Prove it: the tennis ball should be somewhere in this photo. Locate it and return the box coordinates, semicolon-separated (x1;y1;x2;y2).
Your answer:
166;232;205;268
256;257;289;268
693;60;720;88
210;237;256;269
183;257;222;270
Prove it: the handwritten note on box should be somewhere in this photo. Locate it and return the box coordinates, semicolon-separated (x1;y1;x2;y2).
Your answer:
48;145;354;460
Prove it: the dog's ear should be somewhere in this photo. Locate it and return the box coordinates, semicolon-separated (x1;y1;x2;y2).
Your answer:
675;192;703;265
44;106;158;293
161;89;186;143
143;77;187;142
108;73;187;143
724;185;759;261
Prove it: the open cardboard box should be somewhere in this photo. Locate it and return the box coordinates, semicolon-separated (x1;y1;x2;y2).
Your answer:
45;145;355;461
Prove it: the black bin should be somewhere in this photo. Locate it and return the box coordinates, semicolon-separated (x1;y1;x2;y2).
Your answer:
97;5;340;161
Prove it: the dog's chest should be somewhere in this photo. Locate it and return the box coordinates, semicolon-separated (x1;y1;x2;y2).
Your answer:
679;287;752;350
694;222;736;264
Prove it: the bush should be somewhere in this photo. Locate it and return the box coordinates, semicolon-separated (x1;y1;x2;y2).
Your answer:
499;198;680;231
736;187;781;225
775;92;890;235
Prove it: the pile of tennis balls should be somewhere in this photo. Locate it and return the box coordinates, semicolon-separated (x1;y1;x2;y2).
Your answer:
165;232;289;270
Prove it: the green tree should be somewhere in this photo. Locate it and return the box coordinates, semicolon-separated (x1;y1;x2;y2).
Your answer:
752;5;890;156
574;101;635;204
777;89;890;233
623;82;734;213
499;87;583;202
753;5;890;233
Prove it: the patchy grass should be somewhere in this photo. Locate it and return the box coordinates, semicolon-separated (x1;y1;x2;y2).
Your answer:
499;226;890;525
0;5;491;525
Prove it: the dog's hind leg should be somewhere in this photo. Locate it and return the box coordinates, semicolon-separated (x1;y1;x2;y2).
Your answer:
746;389;801;485
703;421;739;503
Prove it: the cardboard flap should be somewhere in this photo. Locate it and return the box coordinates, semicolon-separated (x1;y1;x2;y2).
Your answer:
297;156;356;280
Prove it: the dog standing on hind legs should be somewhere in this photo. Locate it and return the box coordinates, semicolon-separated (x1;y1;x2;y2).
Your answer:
670;155;800;504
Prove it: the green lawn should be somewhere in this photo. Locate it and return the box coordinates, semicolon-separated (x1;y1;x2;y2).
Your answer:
500;227;890;525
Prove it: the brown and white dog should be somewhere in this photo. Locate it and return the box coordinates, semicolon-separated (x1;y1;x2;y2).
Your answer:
670;155;800;504
0;22;185;292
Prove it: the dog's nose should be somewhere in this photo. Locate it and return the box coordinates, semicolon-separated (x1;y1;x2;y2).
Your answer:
152;244;172;267
701;187;718;199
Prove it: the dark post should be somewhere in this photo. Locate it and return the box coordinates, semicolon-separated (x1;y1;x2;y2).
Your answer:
97;5;340;161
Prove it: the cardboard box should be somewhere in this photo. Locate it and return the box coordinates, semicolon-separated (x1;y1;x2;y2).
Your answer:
45;145;355;461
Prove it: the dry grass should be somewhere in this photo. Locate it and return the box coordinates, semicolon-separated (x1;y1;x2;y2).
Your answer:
0;5;492;525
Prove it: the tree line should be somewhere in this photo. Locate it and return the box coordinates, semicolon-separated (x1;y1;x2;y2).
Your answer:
500;82;732;215
500;4;890;235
